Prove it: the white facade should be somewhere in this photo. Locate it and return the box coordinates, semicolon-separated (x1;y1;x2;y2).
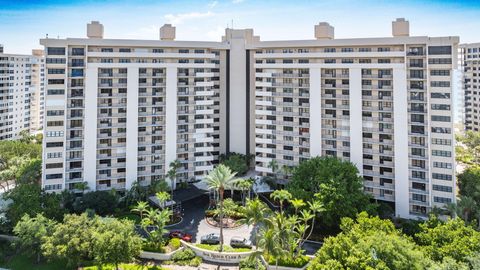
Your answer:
41;20;457;219
460;43;480;132
0;47;44;140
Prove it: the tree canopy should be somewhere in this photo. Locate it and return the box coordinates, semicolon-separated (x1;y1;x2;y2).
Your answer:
308;212;429;270
415;215;480;265
286;156;376;228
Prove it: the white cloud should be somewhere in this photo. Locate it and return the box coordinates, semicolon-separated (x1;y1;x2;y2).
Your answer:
206;26;225;41
208;1;218;8
232;0;244;3
164;11;214;25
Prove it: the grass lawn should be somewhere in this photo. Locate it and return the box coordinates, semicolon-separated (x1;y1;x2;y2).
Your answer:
0;254;73;270
195;243;252;253
83;263;167;270
114;212;142;224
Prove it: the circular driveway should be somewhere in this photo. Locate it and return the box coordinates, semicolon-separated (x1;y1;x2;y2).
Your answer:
167;195;255;245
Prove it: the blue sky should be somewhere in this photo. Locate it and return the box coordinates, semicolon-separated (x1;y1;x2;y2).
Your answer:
1;0;479;54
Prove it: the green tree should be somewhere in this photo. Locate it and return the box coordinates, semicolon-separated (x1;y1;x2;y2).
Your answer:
286;156;376;229
167;159;182;197
239;198;271;249
91;218;142;270
221;153;249;175
42;213;99;267
309;212;429;270
131;201;149;220
270;189;292;213
415;215;480;265
4;183;43;227
203;164;241;252
15;158;42;185
13;214;56;263
73;190;118;216
456;131;480;165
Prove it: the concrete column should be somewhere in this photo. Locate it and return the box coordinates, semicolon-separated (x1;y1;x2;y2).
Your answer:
309;67;322;157
349;68;363;173
84;67;98;190
125;67;139;189
392;67;409;218
165;67;178;189
228;36;247;154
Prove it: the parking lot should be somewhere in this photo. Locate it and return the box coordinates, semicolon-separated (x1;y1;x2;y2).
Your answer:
167;195;255;246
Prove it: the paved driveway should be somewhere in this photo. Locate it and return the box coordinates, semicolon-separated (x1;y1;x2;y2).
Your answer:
167;195;255;245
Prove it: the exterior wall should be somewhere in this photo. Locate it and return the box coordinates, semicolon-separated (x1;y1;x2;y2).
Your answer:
41;39;227;192
40;25;458;219
252;37;458;218
0;50;44;140
461;43;480;131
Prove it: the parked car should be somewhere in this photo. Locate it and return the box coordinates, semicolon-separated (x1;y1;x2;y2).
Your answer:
200;233;220;245
169;230;193;242
230;237;252;249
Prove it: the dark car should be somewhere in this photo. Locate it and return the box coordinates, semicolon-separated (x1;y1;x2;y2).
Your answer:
200;233;220;245
230;237;252;248
169;230;193;242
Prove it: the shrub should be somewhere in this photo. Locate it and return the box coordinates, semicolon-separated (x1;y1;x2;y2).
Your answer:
267;255;310;267
142;242;166;253
168;238;181;251
239;257;266;270
171;247;196;261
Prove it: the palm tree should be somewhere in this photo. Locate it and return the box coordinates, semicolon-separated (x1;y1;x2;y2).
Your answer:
268;160;279;185
270;189;292;213
167;159;181;198
257;227;284;268
203;164;241;252
236;179;253;206
131;201;149;220
73;181;89;194
156;191;171;208
458;196;477;222
445;203;458;218
239;198;271;249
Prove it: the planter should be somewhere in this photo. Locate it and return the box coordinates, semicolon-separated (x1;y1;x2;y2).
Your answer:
260;255;313;270
139;247;184;261
180;240;255;264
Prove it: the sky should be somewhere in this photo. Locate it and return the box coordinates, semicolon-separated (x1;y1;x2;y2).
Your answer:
1;0;480;54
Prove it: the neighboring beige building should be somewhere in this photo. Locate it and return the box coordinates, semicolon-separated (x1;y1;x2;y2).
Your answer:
0;46;45;140
460;43;480;131
41;19;458;219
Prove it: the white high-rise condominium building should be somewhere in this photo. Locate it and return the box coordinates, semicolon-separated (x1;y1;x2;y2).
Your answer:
0;45;45;140
41;19;457;219
460;43;480;131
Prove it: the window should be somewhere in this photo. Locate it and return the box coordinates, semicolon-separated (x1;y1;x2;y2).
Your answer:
46;131;64;137
433;185;452;192
46;58;66;64
432;150;451;157
48;79;65;85
71;48;85;56
432;138;451;145
430;70;450;76
46;142;63;148
433;162;452;169
432;173;452;181
428;46;452;55
48;69;65;74
46;163;63;169
46;173;63;180
431;115;450;122
47;47;66;55
47;89;65;95
431;92;450;99
431;81;451;87
47;110;64;116
434;196;452;203
431;127;451;134
47;152;62;158
47;121;64;127
429;58;452;65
